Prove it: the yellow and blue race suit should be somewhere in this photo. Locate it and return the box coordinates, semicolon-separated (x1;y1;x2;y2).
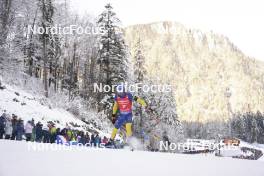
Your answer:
110;92;147;140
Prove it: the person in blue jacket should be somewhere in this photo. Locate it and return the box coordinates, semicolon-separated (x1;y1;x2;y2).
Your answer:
0;111;7;139
16;119;24;141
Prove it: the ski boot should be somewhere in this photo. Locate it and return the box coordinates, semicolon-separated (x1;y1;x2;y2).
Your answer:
105;139;116;149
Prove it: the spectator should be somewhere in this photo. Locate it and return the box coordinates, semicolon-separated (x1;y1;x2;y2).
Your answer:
66;128;73;141
35;122;43;142
11;115;18;140
56;128;61;135
0;111;109;148
42;123;50;143
16;119;24;141
50;124;57;143
84;132;90;145
71;130;77;141
95;133;101;146
31;119;36;141
90;134;95;146
78;131;86;145
25;120;33;141
4;115;12;139
162;131;171;146
102;136;109;145
60;128;68;141
0;111;7;139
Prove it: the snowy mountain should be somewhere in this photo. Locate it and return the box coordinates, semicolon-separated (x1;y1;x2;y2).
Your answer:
124;21;264;122
0;140;264;176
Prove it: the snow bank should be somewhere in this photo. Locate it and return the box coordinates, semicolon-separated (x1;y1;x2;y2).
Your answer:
0;140;263;176
0;84;84;127
0;81;112;138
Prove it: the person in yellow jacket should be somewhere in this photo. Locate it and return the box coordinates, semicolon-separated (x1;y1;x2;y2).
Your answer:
50;125;57;143
67;128;73;141
108;84;147;145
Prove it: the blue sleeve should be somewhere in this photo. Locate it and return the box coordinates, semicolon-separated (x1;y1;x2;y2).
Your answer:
127;93;133;101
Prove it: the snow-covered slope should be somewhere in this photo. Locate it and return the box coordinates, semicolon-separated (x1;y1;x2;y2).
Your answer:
0;81;109;136
0;84;83;128
0;140;264;176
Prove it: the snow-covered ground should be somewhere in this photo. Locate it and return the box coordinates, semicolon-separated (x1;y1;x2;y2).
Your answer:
0;140;263;176
217;140;264;160
0;84;85;128
0;81;111;137
1;79;264;175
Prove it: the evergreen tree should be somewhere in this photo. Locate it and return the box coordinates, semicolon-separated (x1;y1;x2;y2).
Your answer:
133;38;146;84
131;38;183;150
0;0;13;47
39;0;56;97
0;0;15;73
139;79;183;150
97;3;128;111
132;37;147;139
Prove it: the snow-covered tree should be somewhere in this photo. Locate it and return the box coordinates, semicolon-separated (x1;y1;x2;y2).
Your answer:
38;0;57;97
131;37;147;140
130;37;183;151
96;3;129;111
133;38;146;84
0;0;14;47
0;0;20;74
132;78;184;151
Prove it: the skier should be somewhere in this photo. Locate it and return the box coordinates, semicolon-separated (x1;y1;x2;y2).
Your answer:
107;84;147;146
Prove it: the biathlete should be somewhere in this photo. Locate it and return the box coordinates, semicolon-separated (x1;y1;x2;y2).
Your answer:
108;84;147;145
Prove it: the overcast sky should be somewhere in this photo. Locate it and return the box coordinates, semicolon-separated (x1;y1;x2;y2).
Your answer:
70;0;264;61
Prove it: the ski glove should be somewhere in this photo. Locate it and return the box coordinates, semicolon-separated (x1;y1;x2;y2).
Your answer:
112;114;117;124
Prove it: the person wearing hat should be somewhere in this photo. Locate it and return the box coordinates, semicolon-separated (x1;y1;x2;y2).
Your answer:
107;83;147;146
4;114;12;139
0;110;7;139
